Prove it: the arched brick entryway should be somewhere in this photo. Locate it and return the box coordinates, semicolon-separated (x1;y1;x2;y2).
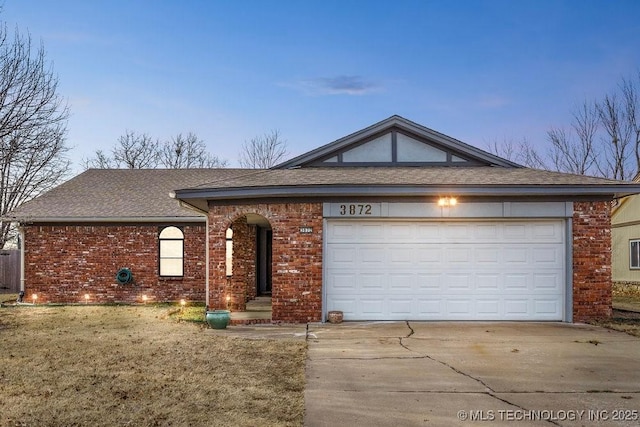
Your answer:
208;203;323;323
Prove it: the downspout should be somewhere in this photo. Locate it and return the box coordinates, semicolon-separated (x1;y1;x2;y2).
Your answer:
173;197;210;308
19;225;25;296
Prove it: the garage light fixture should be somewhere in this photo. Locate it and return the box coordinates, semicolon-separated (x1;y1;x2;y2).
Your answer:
438;197;457;207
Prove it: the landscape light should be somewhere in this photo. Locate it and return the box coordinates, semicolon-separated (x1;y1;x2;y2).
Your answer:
32;294;38;304
84;294;90;304
180;299;186;310
142;294;148;303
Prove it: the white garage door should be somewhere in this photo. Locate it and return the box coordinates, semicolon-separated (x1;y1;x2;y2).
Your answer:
325;220;566;321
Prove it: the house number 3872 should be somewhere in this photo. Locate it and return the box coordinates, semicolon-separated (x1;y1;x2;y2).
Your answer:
339;204;372;216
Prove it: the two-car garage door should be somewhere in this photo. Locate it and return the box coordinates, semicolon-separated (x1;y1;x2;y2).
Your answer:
325;220;566;321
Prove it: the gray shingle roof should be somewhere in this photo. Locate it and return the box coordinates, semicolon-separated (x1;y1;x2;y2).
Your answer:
8;167;640;222
185;167;625;189
7;169;250;222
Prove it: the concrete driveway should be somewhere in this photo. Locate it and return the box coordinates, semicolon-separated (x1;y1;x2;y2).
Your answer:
305;322;640;426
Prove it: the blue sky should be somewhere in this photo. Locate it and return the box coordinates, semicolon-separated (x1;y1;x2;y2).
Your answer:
3;0;640;170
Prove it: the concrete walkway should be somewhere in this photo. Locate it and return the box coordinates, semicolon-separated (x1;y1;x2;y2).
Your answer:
305;322;640;427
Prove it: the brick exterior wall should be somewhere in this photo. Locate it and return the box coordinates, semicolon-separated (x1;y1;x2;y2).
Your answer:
208;202;323;322
23;223;206;303
20;201;613;323
572;201;612;322
225;217;257;311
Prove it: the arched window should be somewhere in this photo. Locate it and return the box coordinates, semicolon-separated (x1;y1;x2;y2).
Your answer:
225;227;233;277
159;226;184;277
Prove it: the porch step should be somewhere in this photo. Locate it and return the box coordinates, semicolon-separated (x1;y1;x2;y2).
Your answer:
229;318;273;326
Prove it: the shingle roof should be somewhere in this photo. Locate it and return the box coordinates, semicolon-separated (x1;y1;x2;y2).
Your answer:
7;169;250;221
171;167;640;209
186;167;624;189
8;167;640;222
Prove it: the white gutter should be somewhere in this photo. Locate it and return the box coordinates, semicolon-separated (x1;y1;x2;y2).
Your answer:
9;216;205;223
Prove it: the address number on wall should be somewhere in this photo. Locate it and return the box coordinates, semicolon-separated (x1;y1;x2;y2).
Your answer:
328;203;381;217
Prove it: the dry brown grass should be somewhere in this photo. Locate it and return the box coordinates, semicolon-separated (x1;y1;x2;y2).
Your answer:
0;305;306;426
590;294;640;337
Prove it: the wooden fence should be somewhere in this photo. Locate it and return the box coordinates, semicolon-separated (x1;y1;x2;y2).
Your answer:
0;250;20;293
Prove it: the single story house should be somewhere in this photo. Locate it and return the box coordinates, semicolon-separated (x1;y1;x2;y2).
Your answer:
612;173;640;288
8;116;640;323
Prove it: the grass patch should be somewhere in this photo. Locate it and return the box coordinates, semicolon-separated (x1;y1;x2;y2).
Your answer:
0;305;306;426
0;293;18;305
168;304;208;324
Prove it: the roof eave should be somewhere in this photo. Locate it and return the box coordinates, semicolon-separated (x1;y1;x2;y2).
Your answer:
176;184;640;201
7;215;206;224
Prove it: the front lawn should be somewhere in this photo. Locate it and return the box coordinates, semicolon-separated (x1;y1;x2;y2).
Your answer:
0;305;306;426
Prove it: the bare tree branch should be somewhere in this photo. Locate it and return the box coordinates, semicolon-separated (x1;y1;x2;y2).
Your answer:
546;101;599;175
113;131;160;169
485;137;547;169
596;91;633;180
160;132;228;168
621;74;640;176
84;131;228;170
0;23;70;248
238;130;288;168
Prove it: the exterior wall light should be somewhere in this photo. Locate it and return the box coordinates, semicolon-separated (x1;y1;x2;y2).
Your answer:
438;197;458;207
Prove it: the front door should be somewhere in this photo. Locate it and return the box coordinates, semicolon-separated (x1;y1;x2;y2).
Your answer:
256;227;272;295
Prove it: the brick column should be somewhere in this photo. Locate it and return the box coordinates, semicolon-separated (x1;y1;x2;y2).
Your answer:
572;201;612;321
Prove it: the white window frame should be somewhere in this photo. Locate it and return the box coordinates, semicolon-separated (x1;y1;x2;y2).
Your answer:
631;239;640;270
159;226;184;277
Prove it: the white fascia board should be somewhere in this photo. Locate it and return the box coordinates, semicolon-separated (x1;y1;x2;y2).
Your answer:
176;184;640;200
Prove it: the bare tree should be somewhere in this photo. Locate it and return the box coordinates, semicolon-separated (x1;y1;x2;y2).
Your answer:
0;24;70;248
596;92;633;180
546;101;599;175
621;74;640;176
83;131;160;169
591;73;640;180
160;132;227;168
486;137;547;169
486;138;517;163
113;131;161;169
239;129;287;168
84;131;228;169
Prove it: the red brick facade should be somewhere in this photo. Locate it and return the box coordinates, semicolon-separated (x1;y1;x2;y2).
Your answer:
208;202;324;322
23;223;206;303
572;201;612;321
21;201;613;323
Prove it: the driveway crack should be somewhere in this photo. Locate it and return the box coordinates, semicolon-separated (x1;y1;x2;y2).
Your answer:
398;323;559;425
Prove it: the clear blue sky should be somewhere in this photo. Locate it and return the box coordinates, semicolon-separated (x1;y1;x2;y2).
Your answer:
3;0;640;170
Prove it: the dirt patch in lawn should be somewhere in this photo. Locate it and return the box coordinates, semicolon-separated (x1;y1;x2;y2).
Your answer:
0;305;306;426
590;295;640;337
